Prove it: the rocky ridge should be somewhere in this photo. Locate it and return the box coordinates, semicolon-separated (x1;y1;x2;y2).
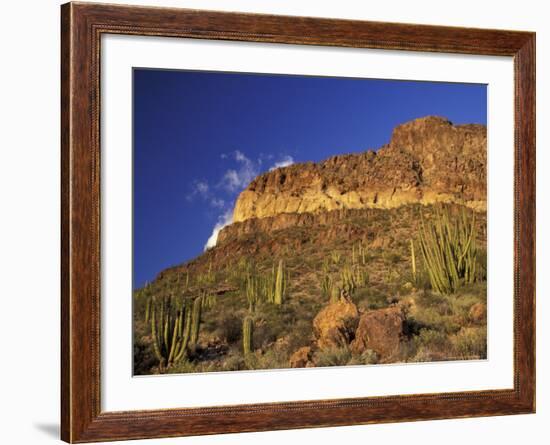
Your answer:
230;116;486;228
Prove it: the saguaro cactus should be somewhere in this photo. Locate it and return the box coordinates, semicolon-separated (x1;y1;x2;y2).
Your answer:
145;298;152;323
242;316;253;355
410;239;417;283
274;259;286;305
190;295;202;345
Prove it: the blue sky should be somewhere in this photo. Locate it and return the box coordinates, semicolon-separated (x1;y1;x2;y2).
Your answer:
133;68;486;289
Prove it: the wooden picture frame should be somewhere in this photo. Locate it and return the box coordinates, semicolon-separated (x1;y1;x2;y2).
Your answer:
61;2;535;442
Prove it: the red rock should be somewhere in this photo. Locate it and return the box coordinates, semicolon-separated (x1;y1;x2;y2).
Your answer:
351;306;405;360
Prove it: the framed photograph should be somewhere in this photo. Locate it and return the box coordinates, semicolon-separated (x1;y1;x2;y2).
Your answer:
61;2;535;442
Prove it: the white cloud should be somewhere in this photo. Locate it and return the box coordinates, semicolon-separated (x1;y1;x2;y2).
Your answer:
186;180;210;200
210;197;225;209
195;151;294;250
195;181;209;195
204;208;233;250
269;155;294;171
220;151;259;192
234;150;248;163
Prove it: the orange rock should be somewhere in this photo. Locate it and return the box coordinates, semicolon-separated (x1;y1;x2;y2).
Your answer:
469;303;487;324
313;299;359;350
289;346;313;368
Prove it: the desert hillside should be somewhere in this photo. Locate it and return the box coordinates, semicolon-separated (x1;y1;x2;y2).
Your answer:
133;116;488;375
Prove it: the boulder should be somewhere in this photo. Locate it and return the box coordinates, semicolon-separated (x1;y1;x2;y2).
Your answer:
289;346;313;368
313;299;359;350
469;302;487;324
351;307;405;360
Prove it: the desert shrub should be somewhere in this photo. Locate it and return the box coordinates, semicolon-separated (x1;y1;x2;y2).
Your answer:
252;320;278;350
314;347;352;367
133;336;156;375
166;358;196;374
222;350;246;372
411;306;458;334
359;287;387;310
215;312;243;344
408;328;454;362
476;247;488;281
452;327;487;359
414;328;450;351
383;251;402;264
257;348;290;370
286;319;314;353
348;349;379;365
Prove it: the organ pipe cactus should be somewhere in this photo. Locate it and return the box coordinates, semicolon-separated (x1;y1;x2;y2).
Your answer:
418;205;478;294
340;264;356;295
339;263;368;298
147;295;201;370
245;274;260;312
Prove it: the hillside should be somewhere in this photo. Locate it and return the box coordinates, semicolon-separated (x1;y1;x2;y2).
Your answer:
133;116;488;375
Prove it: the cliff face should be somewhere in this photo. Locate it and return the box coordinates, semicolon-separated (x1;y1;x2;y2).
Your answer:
231;116;486;225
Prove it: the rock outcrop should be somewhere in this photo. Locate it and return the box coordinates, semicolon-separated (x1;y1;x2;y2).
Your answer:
350;306;405;360
231;116;486;224
468;302;487;324
312;298;360;350
289;346;313;368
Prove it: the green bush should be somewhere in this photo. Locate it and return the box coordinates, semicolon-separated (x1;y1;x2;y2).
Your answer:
452;327;487;359
314;347;352;367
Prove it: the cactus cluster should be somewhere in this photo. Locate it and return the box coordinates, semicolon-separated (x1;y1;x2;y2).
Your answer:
201;291;217;310
330;251;342;265
147;295;202;369
196;261;216;286
242;259;288;309
239;259;289;354
320;244;370;302
418;205;478;294
340;264;369;295
245;273;261;312
351;241;368;266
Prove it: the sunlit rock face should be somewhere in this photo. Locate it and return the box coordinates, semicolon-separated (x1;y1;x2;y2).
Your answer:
231;116;486;224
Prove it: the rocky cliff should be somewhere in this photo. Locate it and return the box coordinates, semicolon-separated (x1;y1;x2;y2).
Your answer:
231;116;486;225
